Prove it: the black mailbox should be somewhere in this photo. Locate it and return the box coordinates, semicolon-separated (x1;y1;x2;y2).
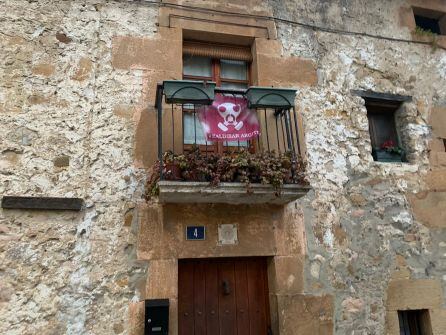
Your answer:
145;299;169;335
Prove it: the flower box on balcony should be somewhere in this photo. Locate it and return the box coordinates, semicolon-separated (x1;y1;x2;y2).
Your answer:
246;87;297;108
163;80;216;105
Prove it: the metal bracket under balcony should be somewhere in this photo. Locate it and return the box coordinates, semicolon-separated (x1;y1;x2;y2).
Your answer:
157;181;311;205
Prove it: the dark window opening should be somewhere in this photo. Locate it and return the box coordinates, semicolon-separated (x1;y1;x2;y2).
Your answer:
413;7;446;35
443;139;446;152
415;15;441;34
365;99;406;163
398;310;432;335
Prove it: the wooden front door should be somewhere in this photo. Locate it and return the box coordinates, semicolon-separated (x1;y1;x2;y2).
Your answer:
178;257;271;335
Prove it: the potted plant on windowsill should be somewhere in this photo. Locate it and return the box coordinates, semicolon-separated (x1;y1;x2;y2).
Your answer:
372;140;406;163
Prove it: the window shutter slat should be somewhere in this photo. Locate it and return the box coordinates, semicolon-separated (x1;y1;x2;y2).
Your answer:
183;41;252;62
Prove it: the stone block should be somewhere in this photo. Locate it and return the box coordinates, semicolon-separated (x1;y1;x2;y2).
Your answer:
437;153;446;167
141;70;182;105
128;301;144;335
256;54;318;87
145;259;178;299
161;0;273;16
163;203;279;259
138;203;283;260
430;309;446;335
408;0;446;13
276;294;333;335
425;170;446;191
113;104;135;120
275;206;306;256
399;6;416;30
386;279;443;311
53;155;70;168
71;57;93;81
169;298;178;335
159;6;275;39
268;255;305;295
253;38;283;57
112;36;182;73
0;151;21;169
124;210;134;227
137;203;163;260
56;32;72;43
431;106;446;139
408;191;446;228
157;181;310;205
385;311;400;335
268;294;280;335
134;107;158;169
28;95;50;105
32;63;55;77
429;138;445;152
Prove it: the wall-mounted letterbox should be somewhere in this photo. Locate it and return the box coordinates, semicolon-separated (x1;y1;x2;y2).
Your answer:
145;299;169;335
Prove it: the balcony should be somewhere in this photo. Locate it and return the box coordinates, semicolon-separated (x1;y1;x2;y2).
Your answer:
148;80;311;205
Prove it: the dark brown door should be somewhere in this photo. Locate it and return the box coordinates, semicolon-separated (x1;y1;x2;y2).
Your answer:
178;257;271;335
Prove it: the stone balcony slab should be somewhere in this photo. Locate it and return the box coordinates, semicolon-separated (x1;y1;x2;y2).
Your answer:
157;181;311;205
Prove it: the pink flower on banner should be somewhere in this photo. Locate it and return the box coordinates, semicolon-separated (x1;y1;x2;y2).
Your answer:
198;95;261;142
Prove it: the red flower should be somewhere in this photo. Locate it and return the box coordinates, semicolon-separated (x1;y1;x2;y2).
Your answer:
381;140;396;149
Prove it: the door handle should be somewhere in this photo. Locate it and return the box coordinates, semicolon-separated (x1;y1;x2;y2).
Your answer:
222;280;231;295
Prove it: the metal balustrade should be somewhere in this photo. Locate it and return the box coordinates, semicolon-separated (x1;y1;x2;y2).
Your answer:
154;82;304;181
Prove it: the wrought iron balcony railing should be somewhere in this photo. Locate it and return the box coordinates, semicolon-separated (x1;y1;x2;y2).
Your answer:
150;80;310;205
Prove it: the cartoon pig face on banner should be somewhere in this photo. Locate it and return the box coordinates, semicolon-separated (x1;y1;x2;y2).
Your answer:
217;102;243;132
197;95;261;142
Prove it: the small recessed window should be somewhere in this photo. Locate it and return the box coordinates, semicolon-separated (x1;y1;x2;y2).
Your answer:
365;99;406;163
443;139;446;152
398;309;432;335
413;7;446;35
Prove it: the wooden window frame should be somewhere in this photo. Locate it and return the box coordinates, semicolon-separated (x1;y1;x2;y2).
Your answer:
365;99;405;162
182;55;255;155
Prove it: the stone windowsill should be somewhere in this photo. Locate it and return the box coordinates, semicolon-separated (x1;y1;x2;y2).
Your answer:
157;181;311;205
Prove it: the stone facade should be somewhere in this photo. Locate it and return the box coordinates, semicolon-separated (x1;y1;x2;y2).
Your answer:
0;1;445;334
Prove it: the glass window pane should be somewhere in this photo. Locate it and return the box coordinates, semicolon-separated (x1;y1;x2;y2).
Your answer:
183;55;212;77
221;82;248;90
221;59;247;80
225;140;249;147
183;112;209;145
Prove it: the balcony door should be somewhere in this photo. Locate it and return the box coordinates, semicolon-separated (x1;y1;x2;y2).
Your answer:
178;257;272;335
182;43;253;154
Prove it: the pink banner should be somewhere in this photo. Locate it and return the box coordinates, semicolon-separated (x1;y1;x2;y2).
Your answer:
198;95;260;141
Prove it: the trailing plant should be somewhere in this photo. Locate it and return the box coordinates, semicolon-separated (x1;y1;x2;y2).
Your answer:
413;26;438;52
145;147;308;199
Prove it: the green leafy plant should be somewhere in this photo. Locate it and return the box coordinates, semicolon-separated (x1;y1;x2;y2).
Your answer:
413;26;438;52
380;140;403;155
145;148;308;199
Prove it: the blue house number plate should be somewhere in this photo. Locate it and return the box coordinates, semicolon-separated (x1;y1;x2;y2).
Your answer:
186;226;206;240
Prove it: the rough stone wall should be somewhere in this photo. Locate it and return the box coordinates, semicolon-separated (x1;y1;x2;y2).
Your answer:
1;1;445;335
270;0;446;333
0;1;155;334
